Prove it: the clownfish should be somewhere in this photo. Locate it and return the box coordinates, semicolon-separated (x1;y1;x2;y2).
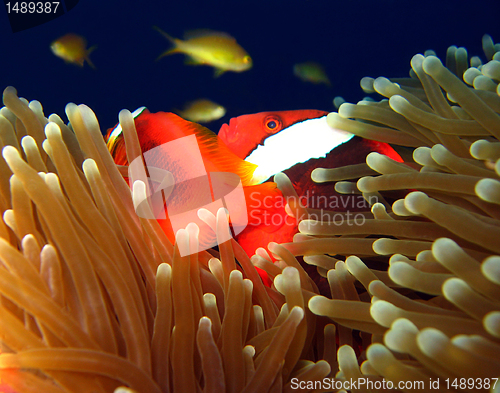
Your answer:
154;27;252;77
50;33;96;69
106;109;284;254
218;110;403;260
106;109;402;284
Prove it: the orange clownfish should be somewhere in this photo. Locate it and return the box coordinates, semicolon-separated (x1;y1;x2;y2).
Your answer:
218;110;402;262
106;109;402;285
106;109;285;256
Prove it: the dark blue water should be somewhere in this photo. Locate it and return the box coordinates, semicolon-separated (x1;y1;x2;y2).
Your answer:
1;0;499;132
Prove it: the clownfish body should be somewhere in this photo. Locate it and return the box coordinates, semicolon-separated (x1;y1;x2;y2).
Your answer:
107;108;256;184
106;109;402;287
105;109;285;256
219;109;402;185
218;110;403;260
218;110;329;160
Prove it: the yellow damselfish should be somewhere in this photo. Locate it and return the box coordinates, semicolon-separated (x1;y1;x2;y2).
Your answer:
175;99;226;123
50;33;96;69
154;27;252;77
293;61;331;86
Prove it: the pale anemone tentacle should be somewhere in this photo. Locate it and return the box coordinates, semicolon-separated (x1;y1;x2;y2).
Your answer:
298;34;500;391
0;87;328;392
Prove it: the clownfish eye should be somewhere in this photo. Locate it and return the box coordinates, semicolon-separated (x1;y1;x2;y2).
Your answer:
264;116;281;133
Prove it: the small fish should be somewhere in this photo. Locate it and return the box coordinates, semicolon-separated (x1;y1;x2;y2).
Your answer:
50;33;96;68
293;62;331;86
154;27;252;77
175;99;226;123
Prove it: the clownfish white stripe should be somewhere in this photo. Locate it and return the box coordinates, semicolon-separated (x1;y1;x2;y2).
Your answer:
245;116;354;184
108;106;147;141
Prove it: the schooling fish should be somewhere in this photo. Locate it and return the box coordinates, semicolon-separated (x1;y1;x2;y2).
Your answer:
175;98;226;123
50;33;96;69
154;27;252;77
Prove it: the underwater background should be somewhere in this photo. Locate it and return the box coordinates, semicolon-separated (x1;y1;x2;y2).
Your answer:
1;0;499;131
1;2;500;391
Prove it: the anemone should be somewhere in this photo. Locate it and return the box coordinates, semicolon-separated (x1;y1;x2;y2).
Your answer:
0;34;500;393
0;87;328;392
273;34;500;390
